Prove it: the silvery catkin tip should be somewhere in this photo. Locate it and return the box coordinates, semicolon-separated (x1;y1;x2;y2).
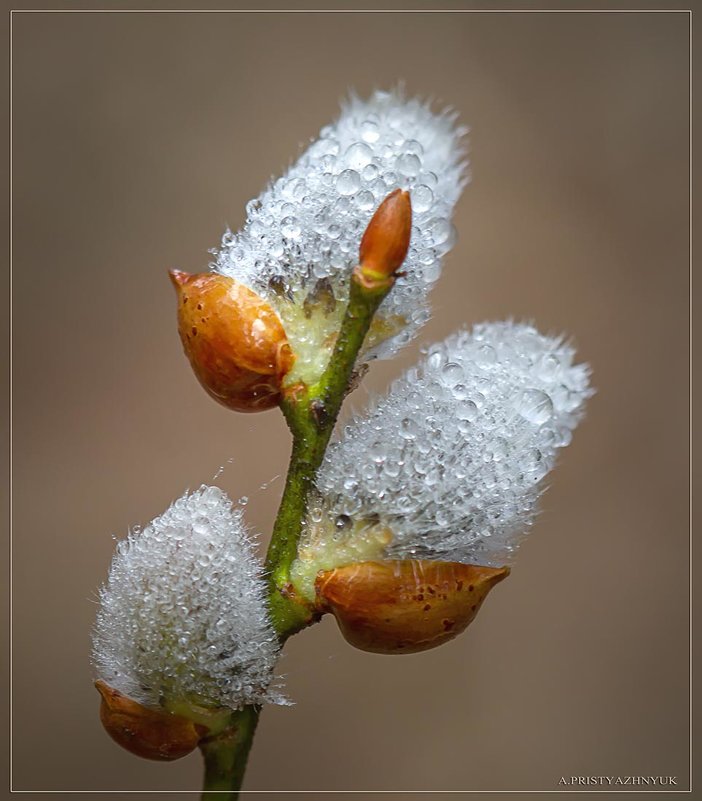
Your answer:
214;88;468;386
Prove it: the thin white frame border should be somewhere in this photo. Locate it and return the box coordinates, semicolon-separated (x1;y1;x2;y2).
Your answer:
7;6;694;796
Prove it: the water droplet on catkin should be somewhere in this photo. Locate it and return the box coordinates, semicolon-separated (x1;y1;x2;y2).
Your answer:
515;389;554;425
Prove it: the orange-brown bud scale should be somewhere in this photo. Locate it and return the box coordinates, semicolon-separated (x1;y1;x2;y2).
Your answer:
316;560;510;654
169;270;294;412
357;189;412;286
95;680;206;761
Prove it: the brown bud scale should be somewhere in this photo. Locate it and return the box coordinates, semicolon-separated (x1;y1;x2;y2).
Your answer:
170;270;294;412
316;559;510;654
358;189;412;282
95;680;206;761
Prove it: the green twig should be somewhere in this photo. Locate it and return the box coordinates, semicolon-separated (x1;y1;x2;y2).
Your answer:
199;271;394;798
199;706;261;801
264;273;392;638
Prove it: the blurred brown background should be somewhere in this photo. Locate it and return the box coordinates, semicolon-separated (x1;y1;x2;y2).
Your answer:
7;4;691;799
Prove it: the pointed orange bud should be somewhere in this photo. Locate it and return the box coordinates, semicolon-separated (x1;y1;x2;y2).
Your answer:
95;681;206;761
357;189;412;286
168;269;190;290
169;271;295;412
316;560;509;655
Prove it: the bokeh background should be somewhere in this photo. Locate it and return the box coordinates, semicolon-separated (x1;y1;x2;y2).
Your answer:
8;5;691;799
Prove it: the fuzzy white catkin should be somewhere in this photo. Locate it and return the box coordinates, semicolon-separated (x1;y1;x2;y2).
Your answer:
214;89;468;379
92;486;283;711
312;322;593;566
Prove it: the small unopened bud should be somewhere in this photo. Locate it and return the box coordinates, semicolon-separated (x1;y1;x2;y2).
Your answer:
169;271;294;412
95;680;206;761
357;189;412;286
316;559;509;654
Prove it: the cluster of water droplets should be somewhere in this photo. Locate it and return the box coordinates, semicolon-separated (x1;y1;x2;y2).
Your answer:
214;89;468;367
314;322;593;566
92;486;284;711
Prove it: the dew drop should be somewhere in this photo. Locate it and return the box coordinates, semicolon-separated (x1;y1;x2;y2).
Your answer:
281;217;301;240
368;177;387;199
524;448;549;482
419;171;438;188
540;353;561;377
400;417;419;440
336;169;361;195
334;196;351;214
428;218;453;246
320;154;336;173
412;185;434;213
404;139;424;156
440;362;464;387
246;199;262;216
369;443;387;463
362;462;378;481
516;389;554;425
345;142;373;170
427;352;445;371
458;400;479;422
362;163;379;182
396;153;421;176
553;426;573;447
422;261;442;283
355;190;375;210
383;460;401;478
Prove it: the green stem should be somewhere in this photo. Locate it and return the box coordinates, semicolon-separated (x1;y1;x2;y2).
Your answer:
264;273;392;638
198;271;393;798
199;706;261;801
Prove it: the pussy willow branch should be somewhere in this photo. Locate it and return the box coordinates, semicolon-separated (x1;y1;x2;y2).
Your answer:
198;272;392;801
265;273;391;638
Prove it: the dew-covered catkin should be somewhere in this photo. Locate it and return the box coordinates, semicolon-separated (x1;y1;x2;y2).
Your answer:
214;89;468;384
295;322;592;591
92;486;283;711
